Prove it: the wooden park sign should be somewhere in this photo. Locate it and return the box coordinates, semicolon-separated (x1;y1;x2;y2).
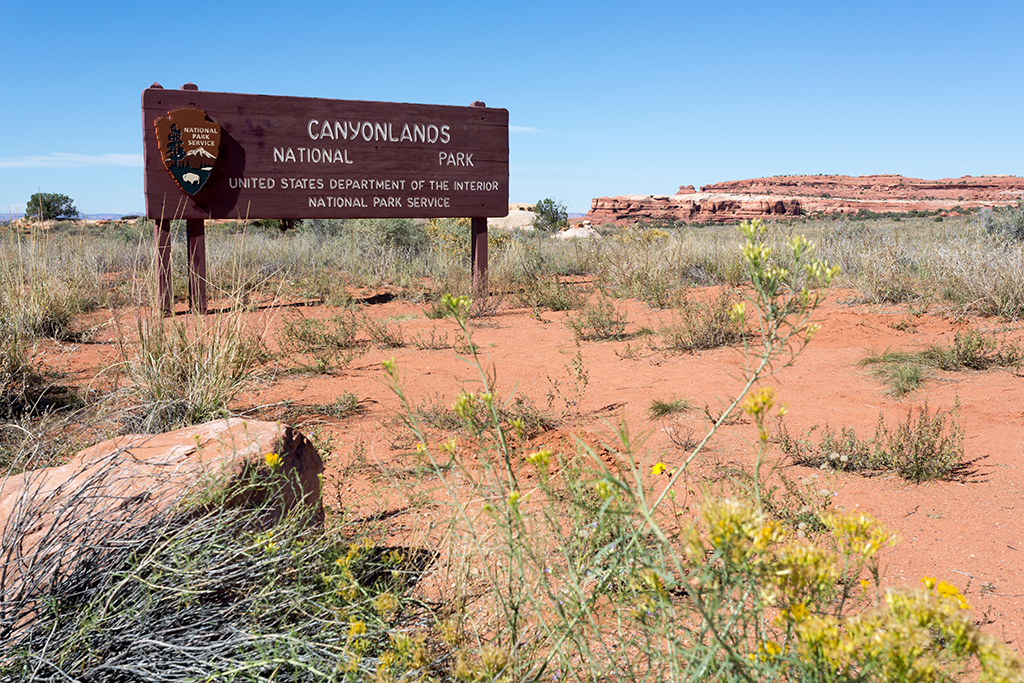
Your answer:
142;83;509;312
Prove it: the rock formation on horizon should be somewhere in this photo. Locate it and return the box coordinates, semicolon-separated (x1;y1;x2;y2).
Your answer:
586;174;1024;224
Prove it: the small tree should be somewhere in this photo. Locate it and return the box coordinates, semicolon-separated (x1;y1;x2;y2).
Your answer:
24;192;80;221
532;197;568;232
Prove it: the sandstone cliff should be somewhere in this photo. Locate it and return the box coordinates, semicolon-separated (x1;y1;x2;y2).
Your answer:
586;175;1024;224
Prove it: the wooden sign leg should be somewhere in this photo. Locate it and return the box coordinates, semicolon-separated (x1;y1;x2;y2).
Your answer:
471;216;488;299
186;218;208;314
154;218;172;314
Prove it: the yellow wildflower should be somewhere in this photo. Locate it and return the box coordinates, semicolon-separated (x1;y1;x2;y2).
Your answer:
527;448;551;471
264;452;282;469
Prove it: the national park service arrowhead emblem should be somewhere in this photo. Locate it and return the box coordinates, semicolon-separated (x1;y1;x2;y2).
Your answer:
155;108;222;195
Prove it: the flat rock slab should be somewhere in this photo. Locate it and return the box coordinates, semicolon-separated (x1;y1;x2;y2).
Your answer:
0;418;323;604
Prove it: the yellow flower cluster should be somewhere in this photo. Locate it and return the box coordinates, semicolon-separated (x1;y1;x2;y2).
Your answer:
823;509;899;559
453;390;492;424
741;386;787;441
527;448;551;472
689;495;1024;682
322;537;374;602
921;576;970;610
699;497;783;564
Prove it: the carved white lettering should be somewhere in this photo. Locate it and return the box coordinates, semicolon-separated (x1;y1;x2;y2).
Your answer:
407;196;451;208
309;196;369;208
454;180;499;191
228;177;277;190
438;151;473;166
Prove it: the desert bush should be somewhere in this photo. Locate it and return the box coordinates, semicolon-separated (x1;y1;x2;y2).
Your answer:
779;403;967;483
362;314;405;348
277;309;364;373
658;288;745;352
922;328;1023;370
932;238;1024;318
532;197;568;232
566;290;629;341
861;329;1023;396
514;275;587;312
981;197;1024;242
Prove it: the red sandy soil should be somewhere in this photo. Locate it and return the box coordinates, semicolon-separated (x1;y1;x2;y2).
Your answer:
37;287;1024;652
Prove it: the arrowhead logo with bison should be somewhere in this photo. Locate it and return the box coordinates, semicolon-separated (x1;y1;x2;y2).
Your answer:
155;108;222;195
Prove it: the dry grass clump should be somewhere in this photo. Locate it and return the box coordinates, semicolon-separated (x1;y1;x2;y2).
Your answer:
658;289;745;352
566;290;629;341
117;311;270;433
860;328;1023;397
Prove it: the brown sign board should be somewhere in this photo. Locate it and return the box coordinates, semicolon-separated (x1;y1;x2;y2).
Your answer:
142;87;509;220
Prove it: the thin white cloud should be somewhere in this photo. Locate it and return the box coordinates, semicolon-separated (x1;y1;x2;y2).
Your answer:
0;153;143;168
509;125;540;133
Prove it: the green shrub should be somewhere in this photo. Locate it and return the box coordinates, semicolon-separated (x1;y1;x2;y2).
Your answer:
982;197;1024;241
779;403;967;482
23;191;79;221
532;197;568;232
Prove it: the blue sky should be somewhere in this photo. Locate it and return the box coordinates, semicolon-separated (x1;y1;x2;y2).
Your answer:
2;0;1022;216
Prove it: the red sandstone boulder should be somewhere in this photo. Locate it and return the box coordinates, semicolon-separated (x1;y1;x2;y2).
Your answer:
0;419;323;598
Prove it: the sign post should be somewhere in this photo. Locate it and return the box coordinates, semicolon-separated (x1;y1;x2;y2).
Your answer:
143;84;509;312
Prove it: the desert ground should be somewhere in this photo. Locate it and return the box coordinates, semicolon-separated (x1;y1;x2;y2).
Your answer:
5;212;1024;678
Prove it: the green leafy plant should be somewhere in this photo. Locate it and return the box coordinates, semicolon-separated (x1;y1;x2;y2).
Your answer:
23;192;79;221
532;197;568;232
